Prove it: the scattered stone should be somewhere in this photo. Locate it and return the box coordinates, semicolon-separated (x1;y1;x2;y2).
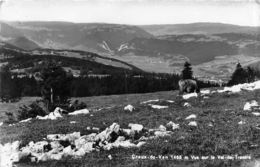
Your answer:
0;122;3;126
159;125;167;132
166;121;180;130
47;132;81;142
108;154;113;160
201;90;210;94
149;104;168;109
95;123;120;143
244;100;259;111
136;141;146;147
128;123;143;133
154;131;172;137
124;105;135;112
188;121;197;126
185;114;197;120
183;93;198;100
238;121;246;125
36;107;63;120
141;99;159;104
183;102;191;107
70;121;77;124
19;118;32;123
68;109;89;115
208;122;214;127
252;112;260;116
218;81;260;93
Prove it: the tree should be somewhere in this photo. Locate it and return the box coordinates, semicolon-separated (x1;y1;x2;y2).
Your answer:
39;60;72;111
228;63;248;85
181;61;193;79
247;66;255;82
0;65;20;102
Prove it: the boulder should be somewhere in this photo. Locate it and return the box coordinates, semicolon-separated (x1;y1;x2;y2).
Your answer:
68;109;89;115
166;121;180;130
185;114;197;120
95;123;120;143
128;123;143;133
124;105;135;112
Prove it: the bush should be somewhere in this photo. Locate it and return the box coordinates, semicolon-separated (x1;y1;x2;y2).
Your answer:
4;112;17;124
15;99;88;121
67;100;87;113
17;101;47;120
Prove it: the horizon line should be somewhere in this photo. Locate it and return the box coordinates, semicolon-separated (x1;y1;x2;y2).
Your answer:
2;20;260;28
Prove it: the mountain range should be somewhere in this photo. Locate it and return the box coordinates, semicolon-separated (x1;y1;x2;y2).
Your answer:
1;21;260;81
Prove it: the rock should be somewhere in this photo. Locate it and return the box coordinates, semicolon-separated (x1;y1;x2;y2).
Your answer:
74;148;86;157
244;100;259;111
92;127;100;131
208;122;214;127
201;90;210;94
149;104;168;109
28;141;49;153
141;99;159;104
54;107;66;114
159;125;167;131
183;102;191;107
70;121;77;124
68;109;89;115
95;123;120;143
238;121;246;125
154;131;172;137
47;132;81;142
188;121;197;126
19;118;32;123
128;123;143;133
166;121;180;130
63;146;74;156
185;114;196;120
103;139;136;150
108;154;113;160
121;129;132;136
49;141;63;154
0;141;21;167
136;141;146;147
252;112;260;116
183;93;198;100
36;107;63;120
124;105;135;112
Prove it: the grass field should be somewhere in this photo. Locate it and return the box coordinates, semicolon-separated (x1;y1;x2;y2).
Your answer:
1;89;260;167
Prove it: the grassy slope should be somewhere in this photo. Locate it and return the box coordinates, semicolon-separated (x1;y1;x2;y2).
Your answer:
1;89;260;167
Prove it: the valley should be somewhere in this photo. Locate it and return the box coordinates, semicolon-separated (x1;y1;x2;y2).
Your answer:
1;21;260;82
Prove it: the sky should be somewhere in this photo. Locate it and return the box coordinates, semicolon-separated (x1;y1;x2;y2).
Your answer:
0;0;259;26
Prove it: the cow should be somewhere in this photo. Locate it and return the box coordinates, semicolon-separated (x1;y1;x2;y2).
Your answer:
178;79;200;95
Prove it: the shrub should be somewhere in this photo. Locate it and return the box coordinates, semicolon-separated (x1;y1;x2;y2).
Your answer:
15;99;88;121
67;100;87;113
17;101;47;120
4;112;17;124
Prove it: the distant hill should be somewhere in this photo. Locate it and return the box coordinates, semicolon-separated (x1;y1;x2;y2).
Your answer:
0;42;143;76
7;36;40;50
140;22;260;36
2;21;153;53
1;21;260;81
116;35;238;65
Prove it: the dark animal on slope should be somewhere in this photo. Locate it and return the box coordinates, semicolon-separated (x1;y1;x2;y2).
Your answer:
178;79;200;95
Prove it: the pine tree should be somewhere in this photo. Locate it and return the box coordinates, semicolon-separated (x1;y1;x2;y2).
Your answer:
228;63;248;85
39;61;72;111
181;61;193;79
